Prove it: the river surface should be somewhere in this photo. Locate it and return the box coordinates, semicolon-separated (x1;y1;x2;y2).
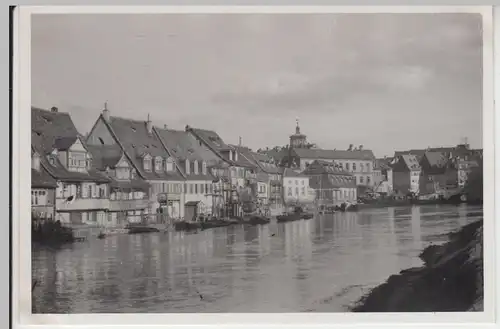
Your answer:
32;204;483;313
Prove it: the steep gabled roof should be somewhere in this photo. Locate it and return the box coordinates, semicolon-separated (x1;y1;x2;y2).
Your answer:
32;107;82;153
303;160;353;176
31;168;57;188
31;108;110;183
395;154;421;171
103;116;184;181
291;148;375;161
86;144;124;171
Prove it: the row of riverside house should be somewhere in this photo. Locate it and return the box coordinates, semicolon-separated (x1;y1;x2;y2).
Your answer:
31;105;291;231
372;143;483;198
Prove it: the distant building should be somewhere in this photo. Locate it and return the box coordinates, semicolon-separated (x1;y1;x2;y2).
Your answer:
373;158;394;195
391;154;421;195
32;106;111;225
282;120;376;193
282;168;314;206
302;160;357;206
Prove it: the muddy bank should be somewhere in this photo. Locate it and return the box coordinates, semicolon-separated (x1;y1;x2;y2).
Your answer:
351;219;483;312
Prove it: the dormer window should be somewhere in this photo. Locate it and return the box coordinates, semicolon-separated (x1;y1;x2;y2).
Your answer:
194;160;199;174
143;154;152;171
202;161;207;175
32;152;40;171
154;156;163;172
166;157;174;172
185;159;191;175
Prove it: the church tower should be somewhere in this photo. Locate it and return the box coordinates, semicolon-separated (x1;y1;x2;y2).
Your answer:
290;117;307;148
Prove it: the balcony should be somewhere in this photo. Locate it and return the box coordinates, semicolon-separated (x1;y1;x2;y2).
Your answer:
109;199;150;211
56;198;110;211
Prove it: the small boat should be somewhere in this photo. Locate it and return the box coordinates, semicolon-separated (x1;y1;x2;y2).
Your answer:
300;213;314;219
127;226;160;234
246;215;271;225
276;212;302;222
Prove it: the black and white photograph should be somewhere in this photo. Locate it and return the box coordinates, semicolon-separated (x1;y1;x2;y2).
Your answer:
12;5;495;326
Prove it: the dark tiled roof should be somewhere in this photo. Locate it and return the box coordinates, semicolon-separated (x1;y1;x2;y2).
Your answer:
154;127;220;164
86;144;123;171
32;168;57;188
424;152;448;168
291;148;375;161
256;172;269;182
303;160;353;176
31;110;110;183
283;168;308;178
228;145;259;169
186;126;255;168
308;173;356;189
32;107;80;153
397;154;421;171
105;116;184;181
374;158;393;170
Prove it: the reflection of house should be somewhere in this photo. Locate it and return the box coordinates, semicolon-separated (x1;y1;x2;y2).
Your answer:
32;107;111;225
31;145;57;220
86;106;185;219
303;160;356;206
392;154;421;194
282;168;314;206
86;144;150;226
186;126;258;217
154;127;219;218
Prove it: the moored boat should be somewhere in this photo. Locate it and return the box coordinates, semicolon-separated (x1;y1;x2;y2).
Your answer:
127;226;161;234
276;212;302;222
246;215;271;225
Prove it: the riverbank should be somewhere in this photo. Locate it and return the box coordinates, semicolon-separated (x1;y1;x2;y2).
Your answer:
351;219;483;312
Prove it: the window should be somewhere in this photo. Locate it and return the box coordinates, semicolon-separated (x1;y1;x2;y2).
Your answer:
32;153;40;171
201;184;205;194
346;163;350;171
344;190;348;198
202;161;207;175
144;156;152;171
194;160;199;174
195;184;198;194
155;157;163;172
353;163;357;171
295;187;299;195
183;183;187;194
185;160;191;175
360;176;364;184
189;183;194;194
166;158;174;172
360;164;365;172
367;176;371;184
288;187;292;196
301;187;305;196
367;163;371;172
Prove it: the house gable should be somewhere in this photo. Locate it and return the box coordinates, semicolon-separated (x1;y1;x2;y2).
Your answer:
87;116;117;146
69;137;88;153
116;153;130;169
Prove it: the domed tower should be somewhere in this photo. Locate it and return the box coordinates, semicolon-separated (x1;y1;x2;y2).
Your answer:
290;117;307;148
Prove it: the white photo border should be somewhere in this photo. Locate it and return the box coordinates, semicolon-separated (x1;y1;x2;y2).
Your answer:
12;5;496;328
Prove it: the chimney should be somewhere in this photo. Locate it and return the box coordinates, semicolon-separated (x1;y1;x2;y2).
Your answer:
239;136;242;147
146;114;152;134
50;106;58;113
102;102;110;121
348;144;353;151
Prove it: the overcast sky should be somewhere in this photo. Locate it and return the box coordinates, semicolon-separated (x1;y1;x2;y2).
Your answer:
32;13;483;157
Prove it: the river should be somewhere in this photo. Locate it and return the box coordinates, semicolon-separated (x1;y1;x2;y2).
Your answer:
32;204;483;313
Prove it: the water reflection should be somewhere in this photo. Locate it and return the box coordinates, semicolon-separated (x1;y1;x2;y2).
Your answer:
32;204;483;313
